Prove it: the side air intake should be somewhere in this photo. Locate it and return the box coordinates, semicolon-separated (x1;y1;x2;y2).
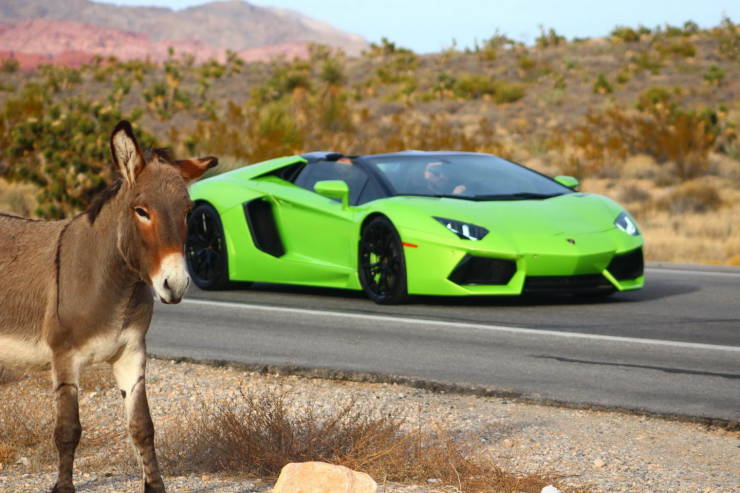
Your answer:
243;198;285;257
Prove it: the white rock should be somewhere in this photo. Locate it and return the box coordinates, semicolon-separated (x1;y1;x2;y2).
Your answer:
541;486;562;493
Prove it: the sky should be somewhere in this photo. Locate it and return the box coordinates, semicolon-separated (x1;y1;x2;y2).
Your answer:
101;0;739;53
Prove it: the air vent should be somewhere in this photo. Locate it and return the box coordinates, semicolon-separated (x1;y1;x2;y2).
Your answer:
449;256;516;285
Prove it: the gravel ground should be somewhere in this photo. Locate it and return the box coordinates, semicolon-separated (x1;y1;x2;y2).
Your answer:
0;358;738;493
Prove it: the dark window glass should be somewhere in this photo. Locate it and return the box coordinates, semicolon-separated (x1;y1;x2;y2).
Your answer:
364;154;572;200
355;178;384;205
294;160;369;204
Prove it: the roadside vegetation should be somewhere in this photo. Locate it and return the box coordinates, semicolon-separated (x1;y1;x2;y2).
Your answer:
0;365;587;492
0;18;738;263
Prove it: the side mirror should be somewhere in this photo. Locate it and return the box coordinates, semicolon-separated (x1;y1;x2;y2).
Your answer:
314;180;350;208
554;175;580;190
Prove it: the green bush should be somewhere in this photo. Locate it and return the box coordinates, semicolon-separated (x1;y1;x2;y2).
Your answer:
655;39;696;58
712;16;739;61
630;50;663;74
703;65;725;86
1;58;19;73
536;26;566;48
453;75;525;103
611;26;640;43
454;74;496;98
593;74;613;94
2;93;154;218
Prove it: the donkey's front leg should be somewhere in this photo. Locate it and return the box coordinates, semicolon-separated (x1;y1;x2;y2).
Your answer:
112;342;165;492
51;355;82;493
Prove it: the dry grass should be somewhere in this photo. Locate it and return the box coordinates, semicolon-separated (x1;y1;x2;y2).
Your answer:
0;364;121;470
159;387;580;493
0;370;588;492
0;178;39;217
653;180;723;214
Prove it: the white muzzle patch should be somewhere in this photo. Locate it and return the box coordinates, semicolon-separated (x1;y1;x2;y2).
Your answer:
152;253;189;304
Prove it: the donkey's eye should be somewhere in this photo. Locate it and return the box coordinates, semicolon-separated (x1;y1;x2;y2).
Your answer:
134;207;150;219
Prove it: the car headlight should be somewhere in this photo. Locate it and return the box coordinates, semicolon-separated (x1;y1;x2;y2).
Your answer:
614;211;639;236
434;217;489;241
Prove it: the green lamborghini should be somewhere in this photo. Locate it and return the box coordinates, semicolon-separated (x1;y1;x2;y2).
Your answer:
186;151;644;304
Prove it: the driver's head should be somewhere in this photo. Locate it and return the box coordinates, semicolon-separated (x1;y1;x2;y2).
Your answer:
424;161;450;191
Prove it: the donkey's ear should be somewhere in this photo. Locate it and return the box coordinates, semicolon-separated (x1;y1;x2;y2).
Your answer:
110;120;145;185
174;156;218;183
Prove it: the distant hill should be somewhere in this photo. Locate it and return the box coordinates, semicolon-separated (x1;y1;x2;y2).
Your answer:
0;18;312;70
0;0;367;69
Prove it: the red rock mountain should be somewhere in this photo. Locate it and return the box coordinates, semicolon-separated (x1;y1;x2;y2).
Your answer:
0;0;366;69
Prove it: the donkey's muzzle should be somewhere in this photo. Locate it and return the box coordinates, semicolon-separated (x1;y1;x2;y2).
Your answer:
152;253;189;304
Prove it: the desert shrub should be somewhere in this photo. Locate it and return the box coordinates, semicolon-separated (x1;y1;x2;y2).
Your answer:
477;31;516;61
615;69;631;85
655;39;696;58
187;98;305;163
0;442;16;465
1;86;154;218
630;50;663;75
374;52;418;85
593;74;613;94
431;71;456;97
611;26;641;43
659;20;699;38
364;37;414;58
39;65;83;93
654;180;723;213
493;81;526;103
160;387;569;492
454;74;496;99
536;26;566;48
703;65;725;86
618;184;651;204
553;89;722;179
712;15;739;60
621;154;661;179
1;58;19;73
319;57;346;86
0;180;37;216
0;364;118;471
518;54;536;72
453;75;525;103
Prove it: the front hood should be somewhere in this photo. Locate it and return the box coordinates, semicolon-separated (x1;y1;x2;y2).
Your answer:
388;193;622;236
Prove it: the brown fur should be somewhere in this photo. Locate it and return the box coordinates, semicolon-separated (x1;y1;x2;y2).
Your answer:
0;121;216;493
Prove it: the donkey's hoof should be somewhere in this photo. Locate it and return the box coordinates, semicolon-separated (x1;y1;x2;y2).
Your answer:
144;481;166;493
51;484;75;493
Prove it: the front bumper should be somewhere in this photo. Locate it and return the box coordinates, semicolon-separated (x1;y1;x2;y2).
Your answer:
400;227;645;296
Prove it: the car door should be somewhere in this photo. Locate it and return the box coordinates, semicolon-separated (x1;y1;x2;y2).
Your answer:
258;160;370;287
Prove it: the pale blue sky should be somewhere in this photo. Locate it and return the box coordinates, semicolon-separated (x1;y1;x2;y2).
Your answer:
100;0;739;53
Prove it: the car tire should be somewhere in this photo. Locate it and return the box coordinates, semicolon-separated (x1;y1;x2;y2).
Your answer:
358;216;408;304
186;203;237;290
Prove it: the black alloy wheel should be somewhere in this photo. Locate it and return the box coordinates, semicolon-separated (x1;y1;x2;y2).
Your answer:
186;203;233;290
358;216;408;304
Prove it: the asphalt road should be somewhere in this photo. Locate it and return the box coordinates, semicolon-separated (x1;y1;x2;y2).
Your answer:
147;264;740;423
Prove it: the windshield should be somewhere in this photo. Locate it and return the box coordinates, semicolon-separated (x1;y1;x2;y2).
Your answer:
363;154;572;200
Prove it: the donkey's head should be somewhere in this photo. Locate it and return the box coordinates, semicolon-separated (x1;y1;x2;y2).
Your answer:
109;121;216;304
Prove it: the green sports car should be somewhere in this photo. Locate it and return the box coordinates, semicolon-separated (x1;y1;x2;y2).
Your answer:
186;151;644;304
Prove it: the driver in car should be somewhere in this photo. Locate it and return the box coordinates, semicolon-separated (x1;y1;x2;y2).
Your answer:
423;161;466;195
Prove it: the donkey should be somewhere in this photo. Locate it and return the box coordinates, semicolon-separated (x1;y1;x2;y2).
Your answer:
0;120;216;492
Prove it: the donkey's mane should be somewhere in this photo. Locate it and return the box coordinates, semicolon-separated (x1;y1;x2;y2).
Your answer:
86;147;174;224
146;147;175;164
86;178;123;224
